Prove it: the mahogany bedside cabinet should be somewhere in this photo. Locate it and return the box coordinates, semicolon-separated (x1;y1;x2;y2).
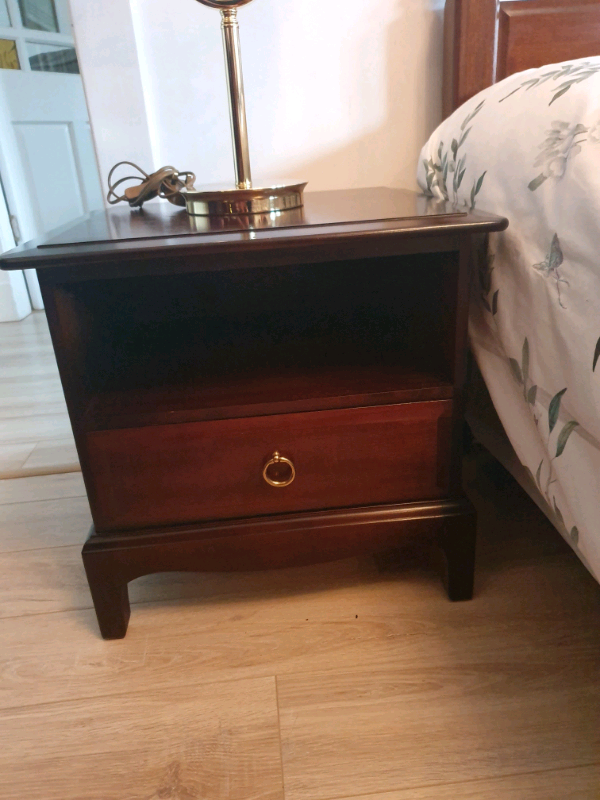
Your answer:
0;187;507;638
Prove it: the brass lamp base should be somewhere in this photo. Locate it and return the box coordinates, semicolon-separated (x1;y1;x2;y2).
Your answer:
182;180;307;216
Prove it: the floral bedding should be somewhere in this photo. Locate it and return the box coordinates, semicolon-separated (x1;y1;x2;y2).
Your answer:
417;56;600;583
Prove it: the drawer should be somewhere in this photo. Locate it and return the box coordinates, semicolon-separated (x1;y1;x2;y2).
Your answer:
86;401;453;531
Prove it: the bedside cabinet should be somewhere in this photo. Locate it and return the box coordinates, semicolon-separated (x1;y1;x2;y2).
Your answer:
0;188;507;638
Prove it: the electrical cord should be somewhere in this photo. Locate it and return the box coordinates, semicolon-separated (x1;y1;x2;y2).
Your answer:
106;161;196;208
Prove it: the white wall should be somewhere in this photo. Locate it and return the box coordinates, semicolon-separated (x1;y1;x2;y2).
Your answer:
69;0;155;190
72;0;444;195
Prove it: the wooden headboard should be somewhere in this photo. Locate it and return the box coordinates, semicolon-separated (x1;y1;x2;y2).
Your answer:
443;0;600;117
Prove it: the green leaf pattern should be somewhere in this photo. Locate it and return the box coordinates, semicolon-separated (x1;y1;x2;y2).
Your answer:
421;100;485;207
506;339;579;544
500;61;600;105
570;527;580;546
555;420;579;457
593;337;600;372
548;387;567;434
509;358;523;385
533;234;569;308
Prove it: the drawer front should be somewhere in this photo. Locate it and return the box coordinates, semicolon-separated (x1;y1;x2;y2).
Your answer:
86;401;453;531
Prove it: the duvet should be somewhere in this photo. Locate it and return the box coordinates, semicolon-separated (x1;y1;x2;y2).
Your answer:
417;56;600;582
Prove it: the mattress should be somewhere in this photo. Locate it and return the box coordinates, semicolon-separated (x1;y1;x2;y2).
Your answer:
417;56;600;582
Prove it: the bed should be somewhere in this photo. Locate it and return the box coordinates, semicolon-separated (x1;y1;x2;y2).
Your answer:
417;0;600;582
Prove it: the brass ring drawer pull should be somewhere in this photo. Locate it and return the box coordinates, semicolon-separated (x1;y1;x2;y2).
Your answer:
263;451;295;487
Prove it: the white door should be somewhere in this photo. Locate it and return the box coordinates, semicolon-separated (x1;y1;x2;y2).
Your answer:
0;0;104;319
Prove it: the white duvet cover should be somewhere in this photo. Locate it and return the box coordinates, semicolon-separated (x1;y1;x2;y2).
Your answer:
417;56;600;582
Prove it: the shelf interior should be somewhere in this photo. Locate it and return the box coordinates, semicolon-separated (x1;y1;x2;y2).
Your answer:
62;254;458;429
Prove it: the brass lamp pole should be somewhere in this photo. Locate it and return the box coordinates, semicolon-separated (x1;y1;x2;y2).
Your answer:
183;0;306;216
220;3;252;189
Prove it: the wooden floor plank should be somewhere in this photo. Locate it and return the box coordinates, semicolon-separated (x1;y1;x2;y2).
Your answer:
0;442;36;475
0;472;86;505
276;653;600;800
0;413;73;446
0;397;70;418
0;312;76;468
21;437;79;473
0;676;284;800
0;495;91;552
330;765;600;799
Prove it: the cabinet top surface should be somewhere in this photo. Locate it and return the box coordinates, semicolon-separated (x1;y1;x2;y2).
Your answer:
0;187;507;272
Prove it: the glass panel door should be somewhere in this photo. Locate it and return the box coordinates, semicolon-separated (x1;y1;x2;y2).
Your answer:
17;0;58;32
1;0;79;72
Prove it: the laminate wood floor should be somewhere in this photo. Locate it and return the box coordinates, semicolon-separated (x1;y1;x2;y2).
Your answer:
0;450;599;799
0;312;79;478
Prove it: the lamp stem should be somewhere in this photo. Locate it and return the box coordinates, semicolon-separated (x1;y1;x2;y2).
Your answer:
220;8;252;189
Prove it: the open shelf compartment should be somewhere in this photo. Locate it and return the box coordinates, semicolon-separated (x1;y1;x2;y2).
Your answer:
57;253;459;430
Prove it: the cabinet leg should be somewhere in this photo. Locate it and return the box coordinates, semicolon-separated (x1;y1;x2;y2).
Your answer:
439;508;477;601
82;548;131;639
